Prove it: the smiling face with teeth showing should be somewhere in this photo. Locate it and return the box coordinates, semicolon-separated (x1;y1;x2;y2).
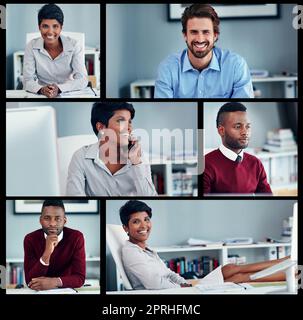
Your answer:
183;17;218;69
39;19;62;46
123;211;152;249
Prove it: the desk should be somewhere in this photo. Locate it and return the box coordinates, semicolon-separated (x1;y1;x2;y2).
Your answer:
107;282;295;295
7;286;100;295
6;89;100;99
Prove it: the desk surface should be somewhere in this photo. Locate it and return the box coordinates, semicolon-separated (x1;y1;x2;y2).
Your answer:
6;89;100;99
107;282;294;295
7;286;100;295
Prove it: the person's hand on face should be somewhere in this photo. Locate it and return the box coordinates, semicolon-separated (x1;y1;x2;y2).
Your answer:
128;138;142;165
45;234;59;255
28;277;61;291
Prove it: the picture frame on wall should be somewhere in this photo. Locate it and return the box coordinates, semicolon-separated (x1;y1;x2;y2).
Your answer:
14;200;98;214
168;4;280;21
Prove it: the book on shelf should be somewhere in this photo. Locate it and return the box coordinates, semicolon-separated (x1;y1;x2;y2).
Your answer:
263;128;297;152
250;69;269;78
266;246;278;260
134;86;154;98
8;264;24;286
270;155;296;185
224;237;254;245
277;246;287;259
164;256;219;278
151;172;164;194
172;170;193;196
227;255;247;265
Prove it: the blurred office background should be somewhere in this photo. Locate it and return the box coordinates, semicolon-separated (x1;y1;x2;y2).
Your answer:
204;102;298;196
6;200;100;288
106;199;296;291
106;4;297;98
6;102;198;196
6;4;100;89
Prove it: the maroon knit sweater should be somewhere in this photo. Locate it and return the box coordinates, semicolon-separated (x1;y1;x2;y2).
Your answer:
203;149;272;194
24;227;86;288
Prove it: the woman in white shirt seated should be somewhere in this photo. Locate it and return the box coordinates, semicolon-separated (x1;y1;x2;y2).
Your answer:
23;4;88;97
120;200;288;290
67;102;157;196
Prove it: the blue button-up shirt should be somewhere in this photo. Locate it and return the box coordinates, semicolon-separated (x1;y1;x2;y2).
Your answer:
154;47;254;98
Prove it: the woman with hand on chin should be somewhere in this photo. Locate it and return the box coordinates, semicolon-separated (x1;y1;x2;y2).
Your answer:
120;200;289;290
23;4;88;97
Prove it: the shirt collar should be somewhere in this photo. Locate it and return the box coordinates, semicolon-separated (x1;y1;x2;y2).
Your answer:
85;142;132;174
44;230;63;242
127;240;154;253
32;35;74;52
219;144;244;162
182;47;220;73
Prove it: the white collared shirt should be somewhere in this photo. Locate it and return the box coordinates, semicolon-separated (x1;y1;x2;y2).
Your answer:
23;35;88;93
66;142;157;196
219;144;244;162
122;240;186;290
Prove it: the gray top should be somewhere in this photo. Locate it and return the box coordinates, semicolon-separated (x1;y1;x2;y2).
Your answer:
23;35;88;93
122;240;186;290
66;142;158;196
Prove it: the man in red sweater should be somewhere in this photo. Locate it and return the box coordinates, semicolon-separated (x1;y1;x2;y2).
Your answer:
24;200;86;290
203;102;272;195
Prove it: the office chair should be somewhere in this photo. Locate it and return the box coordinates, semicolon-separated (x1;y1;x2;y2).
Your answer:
106;224;133;290
57;134;97;195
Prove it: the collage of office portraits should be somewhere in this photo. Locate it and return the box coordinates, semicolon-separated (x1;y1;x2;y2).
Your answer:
1;2;301;312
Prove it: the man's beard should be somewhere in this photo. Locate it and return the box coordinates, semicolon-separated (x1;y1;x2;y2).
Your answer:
225;134;249;150
187;40;214;59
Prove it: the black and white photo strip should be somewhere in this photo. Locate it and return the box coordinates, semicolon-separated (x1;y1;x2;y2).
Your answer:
1;1;301;318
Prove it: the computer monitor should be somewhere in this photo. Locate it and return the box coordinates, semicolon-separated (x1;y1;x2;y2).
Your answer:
6;106;60;196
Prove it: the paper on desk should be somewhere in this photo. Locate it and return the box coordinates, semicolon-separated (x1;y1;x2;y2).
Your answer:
197;266;224;286
59;87;96;97
36;288;77;294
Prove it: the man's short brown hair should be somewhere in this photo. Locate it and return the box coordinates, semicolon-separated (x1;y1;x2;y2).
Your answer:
181;4;220;35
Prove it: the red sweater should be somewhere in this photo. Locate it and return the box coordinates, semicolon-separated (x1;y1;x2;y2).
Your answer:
24;227;86;288
203;149;272;194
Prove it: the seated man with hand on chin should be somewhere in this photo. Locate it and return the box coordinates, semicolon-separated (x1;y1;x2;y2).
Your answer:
24;200;85;291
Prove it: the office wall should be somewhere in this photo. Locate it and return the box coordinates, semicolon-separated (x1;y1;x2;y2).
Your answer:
204;102;297;148
106;4;297;97
106;199;296;290
106;4;136;97
7;102;197;154
6;4;100;89
6;200;100;259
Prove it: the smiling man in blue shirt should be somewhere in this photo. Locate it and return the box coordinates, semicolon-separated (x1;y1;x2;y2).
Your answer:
154;4;254;99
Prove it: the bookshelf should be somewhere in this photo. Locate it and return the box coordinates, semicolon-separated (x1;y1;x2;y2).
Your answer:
130;80;155;98
252;76;297;98
115;243;291;290
129;76;298;98
6;256;100;288
13;47;100;90
150;157;198;196
254;150;298;195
